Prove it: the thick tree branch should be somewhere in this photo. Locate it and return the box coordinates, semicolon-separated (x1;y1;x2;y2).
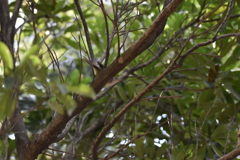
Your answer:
0;1;27;159
10;0;24;29
0;0;23;58
0;0;11;52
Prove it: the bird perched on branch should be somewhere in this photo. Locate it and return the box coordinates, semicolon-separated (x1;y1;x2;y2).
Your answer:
83;57;121;86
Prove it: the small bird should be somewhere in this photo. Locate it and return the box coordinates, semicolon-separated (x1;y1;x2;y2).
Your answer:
83;57;103;76
83;57;120;86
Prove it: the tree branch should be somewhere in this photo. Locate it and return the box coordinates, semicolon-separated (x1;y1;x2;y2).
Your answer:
10;103;29;158
0;1;27;159
218;148;240;160
10;0;24;28
177;33;240;66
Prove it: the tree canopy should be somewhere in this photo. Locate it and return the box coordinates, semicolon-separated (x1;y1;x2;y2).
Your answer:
1;0;240;160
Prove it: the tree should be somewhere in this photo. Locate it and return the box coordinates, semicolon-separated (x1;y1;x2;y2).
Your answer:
0;0;240;159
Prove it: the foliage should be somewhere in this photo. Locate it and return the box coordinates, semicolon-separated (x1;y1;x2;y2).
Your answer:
0;0;240;159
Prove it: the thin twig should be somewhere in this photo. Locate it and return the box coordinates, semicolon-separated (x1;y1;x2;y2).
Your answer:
141;95;182;101
74;0;94;60
99;0;110;68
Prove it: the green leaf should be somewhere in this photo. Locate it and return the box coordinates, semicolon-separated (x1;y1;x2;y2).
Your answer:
219;39;235;57
21;82;45;96
221;46;240;70
0;41;13;76
48;100;65;115
199;102;226;120
198;89;214;103
0;90;16;121
197;144;207;160
145;138;155;159
224;82;240;100
117;86;128;102
28;55;47;84
210;124;228;139
53;0;66;13
66;84;96;99
211;145;223;157
64;25;80;34
64;37;79;49
214;139;226;147
133;138;144;159
68;69;81;85
17;45;40;72
57;94;77;116
140;100;157;108
171;142;186;160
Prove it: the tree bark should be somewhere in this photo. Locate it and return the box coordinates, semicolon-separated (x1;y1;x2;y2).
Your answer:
0;0;27;159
